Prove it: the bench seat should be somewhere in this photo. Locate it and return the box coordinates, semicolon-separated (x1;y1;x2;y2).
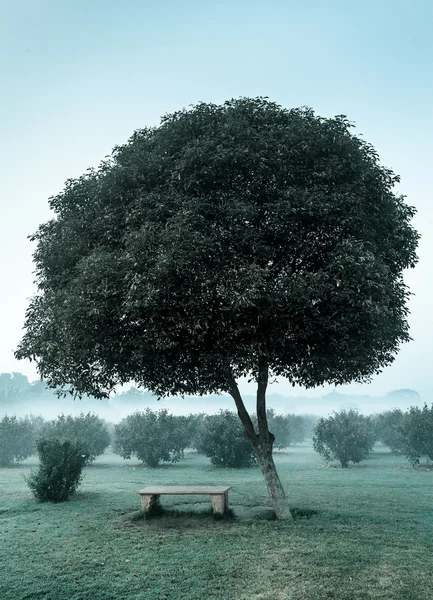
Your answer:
137;485;231;515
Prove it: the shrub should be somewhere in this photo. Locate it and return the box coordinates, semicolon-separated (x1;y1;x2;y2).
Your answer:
0;415;35;467
400;403;433;466
113;409;186;467
251;410;298;449
313;410;375;468
41;413;110;463
26;438;88;502
180;413;207;451
199;410;257;468
373;409;405;454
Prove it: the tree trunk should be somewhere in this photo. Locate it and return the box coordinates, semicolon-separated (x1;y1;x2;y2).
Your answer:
227;362;293;521
255;440;291;520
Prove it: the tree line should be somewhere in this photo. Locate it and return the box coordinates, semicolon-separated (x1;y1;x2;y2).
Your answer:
0;409;318;469
2;405;432;471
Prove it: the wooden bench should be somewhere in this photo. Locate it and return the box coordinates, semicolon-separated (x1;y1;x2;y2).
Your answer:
138;486;231;516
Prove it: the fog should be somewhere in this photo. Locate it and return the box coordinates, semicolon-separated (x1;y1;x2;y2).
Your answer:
0;372;425;423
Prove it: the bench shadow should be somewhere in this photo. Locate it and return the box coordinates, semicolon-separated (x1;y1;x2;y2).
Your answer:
123;504;320;529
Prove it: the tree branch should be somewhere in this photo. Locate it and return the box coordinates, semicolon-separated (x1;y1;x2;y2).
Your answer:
227;376;257;445
256;355;271;440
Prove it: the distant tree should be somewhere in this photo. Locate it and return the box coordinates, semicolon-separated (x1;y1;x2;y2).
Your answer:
313;410;375;468
41;413;110;463
252;410;305;449
373;409;405;454
113;409;185;467
299;414;320;440
400;403;433;466
188;413;207;450
199;410;257;468
386;389;420;400
265;410;292;449
0;415;35;467
0;373;30;405
285;414;306;445
15;97;419;518
113;386;158;405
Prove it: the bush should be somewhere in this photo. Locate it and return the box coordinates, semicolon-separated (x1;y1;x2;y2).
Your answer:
313;410;375;468
254;410;291;449
179;413;207;451
41;413;110;463
113;409;186;467
373;409;405;454
199;410;257;468
250;410;307;450
400;403;433;466
26;438;88;502
0;415;36;467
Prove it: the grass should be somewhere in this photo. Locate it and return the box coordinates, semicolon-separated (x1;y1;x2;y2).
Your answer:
1;444;432;600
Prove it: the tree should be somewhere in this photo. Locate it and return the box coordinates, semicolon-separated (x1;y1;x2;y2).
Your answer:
299;414;320;440
199;410;257;467
113;409;185;467
26;438;88;502
386;389;420;400
181;413;207;451
0;372;30;406
373;408;405;454
400;403;433;466
261;410;292;449
15;97;419;518
40;412;111;463
252;410;305;449
313;410;376;468
0;415;36;467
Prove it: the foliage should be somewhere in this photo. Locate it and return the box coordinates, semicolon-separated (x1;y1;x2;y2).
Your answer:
40;412;111;463
0;373;29;405
0;415;36;467
187;413;207;450
112;386;159;405
113;409;186;467
285;413;307;445
176;413;207;451
16;97;419;401
400;403;433;466
26;438;88;502
0;373;50;406
199;410;257;468
251;409;298;449
373;409;405;454
312;410;375;468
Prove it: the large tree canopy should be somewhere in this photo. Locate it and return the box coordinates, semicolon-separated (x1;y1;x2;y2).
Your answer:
16;97;419;518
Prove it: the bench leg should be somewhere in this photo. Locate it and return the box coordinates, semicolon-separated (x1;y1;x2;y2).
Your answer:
141;494;161;512
211;493;227;516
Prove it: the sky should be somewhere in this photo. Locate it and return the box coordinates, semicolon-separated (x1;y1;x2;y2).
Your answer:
1;0;432;401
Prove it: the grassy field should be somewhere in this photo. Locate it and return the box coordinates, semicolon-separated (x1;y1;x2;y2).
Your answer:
1;444;432;600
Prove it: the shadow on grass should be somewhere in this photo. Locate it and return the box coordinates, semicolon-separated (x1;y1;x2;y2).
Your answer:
290;507;320;520
126;505;319;525
131;505;236;521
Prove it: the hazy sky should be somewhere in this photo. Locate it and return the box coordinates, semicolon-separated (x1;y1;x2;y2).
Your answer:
1;0;432;399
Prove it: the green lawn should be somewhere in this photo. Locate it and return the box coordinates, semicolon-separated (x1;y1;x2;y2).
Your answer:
1;445;432;600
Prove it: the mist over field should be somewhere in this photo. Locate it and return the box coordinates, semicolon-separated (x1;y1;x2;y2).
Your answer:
0;372;424;422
